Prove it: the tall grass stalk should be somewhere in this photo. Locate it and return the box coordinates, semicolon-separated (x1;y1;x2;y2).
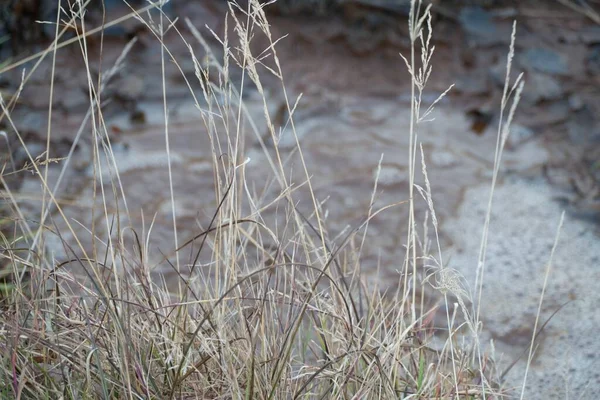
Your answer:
520;212;565;399
472;21;524;398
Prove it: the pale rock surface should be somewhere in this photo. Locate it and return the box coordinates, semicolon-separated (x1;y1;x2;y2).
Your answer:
445;179;600;399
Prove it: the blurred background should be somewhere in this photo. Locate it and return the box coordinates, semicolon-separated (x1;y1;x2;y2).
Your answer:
1;1;599;398
2;0;599;219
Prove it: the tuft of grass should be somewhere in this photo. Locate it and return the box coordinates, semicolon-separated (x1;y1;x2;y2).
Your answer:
0;0;541;398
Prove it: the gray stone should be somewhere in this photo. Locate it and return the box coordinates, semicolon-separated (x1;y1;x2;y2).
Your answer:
458;6;503;46
116;75;145;101
521;48;569;76
503;140;549;173
579;26;600;45
19;112;45;133
456;73;489;96
110;73;145;112
527;100;571;126
567;106;596;145
488;60;507;88
524;73;564;105
586;45;600;75
376;164;407;186
264;0;337;16
568;94;584;111
507;124;535;149
58;87;90;113
445;180;600;400
430;149;459;168
266;0;410;17
342;0;410;15
103;25;128;38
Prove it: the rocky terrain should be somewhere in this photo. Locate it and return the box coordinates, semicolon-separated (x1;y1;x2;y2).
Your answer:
1;1;599;398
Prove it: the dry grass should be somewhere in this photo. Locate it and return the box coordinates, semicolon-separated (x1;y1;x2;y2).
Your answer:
0;0;542;398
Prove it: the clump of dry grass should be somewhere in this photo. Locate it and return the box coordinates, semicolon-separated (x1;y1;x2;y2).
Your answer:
0;0;530;398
